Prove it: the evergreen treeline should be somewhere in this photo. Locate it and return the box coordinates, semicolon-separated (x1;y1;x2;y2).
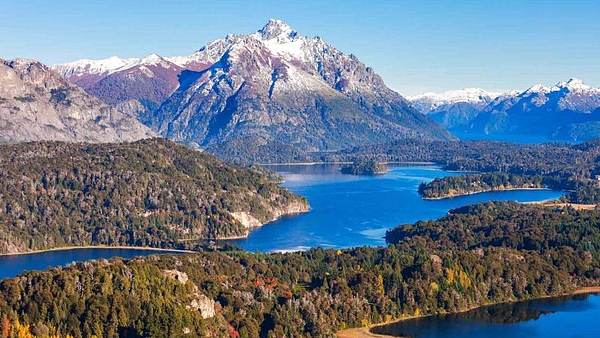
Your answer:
339;139;600;203
340;160;388;175
207;136;600;202
418;173;560;199
386;201;600;264
0;139;307;253
1;202;599;337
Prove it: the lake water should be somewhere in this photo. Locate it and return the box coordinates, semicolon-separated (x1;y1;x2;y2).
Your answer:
0;248;179;280
233;164;564;252
0;164;563;279
372;293;600;338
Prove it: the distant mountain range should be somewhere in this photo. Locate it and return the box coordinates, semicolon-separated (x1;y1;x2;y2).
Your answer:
409;79;600;141
408;88;502;130
53;19;454;152
7;19;599;149
0;58;155;143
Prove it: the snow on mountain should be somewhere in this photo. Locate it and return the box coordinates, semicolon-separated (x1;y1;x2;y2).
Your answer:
408;88;502;113
253;19;309;61
0;58;155;143
53;19;454;152
53;53;179;78
144;19;453;150
463;78;600;141
510;78;600;113
52;56;138;77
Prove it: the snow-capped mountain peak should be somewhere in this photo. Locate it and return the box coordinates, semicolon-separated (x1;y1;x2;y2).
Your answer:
409;88;501;104
408;88;502;113
52;56;140;77
552;78;598;93
523;83;548;95
140;53;164;65
257;19;298;42
250;19;310;61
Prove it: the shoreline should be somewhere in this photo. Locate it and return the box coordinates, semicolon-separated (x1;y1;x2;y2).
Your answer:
337;286;600;338
531;201;597;211
0;245;197;257
258;161;437;166
421;187;557;200
0;208;311;256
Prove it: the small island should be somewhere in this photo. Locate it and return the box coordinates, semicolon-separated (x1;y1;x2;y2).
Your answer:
341;159;389;175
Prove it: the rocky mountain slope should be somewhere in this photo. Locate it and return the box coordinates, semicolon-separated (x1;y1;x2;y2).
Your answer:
54;20;454;153
0;138;308;254
52;53;217;119
0;58;155;143
465;78;600;140
408;88;502;129
410;79;600;141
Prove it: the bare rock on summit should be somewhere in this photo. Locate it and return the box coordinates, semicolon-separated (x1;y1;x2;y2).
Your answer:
0;58;155;143
55;20;454;153
149;20;454;151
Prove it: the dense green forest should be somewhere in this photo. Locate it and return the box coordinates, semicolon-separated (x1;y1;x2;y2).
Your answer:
334;139;600;203
1;202;599;337
340;160;388;175
418;173;559;199
0;139;307;254
208;137;600;203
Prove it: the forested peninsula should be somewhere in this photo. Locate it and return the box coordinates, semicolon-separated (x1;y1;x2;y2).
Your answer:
1;202;599;337
212;138;600;204
331;139;600;203
419;173;551;199
0;139;308;254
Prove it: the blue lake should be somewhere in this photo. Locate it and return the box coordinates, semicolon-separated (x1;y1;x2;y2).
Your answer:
0;248;179;280
233;164;564;252
0;164;564;279
372;293;600;338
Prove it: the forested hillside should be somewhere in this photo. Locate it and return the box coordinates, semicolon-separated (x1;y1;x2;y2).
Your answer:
0;139;307;253
326;139;600;203
1;202;599;337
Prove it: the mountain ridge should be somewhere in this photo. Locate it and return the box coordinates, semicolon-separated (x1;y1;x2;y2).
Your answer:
0;58;156;143
409;78;600;141
53;19;454;154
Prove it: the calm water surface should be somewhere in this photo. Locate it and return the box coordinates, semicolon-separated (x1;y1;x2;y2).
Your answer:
0;248;179;280
0;164;563;279
234;164;563;252
372;293;600;338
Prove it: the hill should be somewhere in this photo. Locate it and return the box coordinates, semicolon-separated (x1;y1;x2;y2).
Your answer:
0;58;155;143
0;139;308;254
1;202;598;337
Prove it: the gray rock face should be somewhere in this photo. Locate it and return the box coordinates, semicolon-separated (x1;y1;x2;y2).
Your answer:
149;19;453;151
465;79;600;140
0;58;156;143
408;88;501;130
55;20;453;152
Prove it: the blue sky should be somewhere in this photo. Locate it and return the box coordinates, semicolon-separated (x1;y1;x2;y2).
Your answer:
1;0;598;95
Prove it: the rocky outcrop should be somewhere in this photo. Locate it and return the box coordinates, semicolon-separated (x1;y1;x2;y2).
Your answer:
163;269;216;319
266;199;309;221
188;293;216;319
149;20;453;151
0;58;155;143
54;20;453;156
163;269;189;285
228;199;309;237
